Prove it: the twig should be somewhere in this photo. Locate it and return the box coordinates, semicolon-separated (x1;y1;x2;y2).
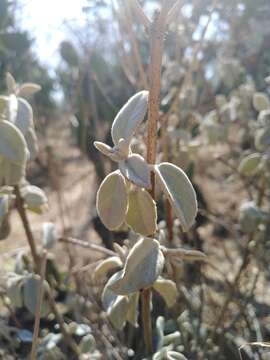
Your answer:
212;233;254;340
166;0;181;25
30;251;47;360
59;236;116;257
129;0;151;31
14;185;40;269
124;1;148;89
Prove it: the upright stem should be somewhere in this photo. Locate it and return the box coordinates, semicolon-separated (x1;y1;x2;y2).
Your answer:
14;185;40;269
141;288;153;355
142;2;175;354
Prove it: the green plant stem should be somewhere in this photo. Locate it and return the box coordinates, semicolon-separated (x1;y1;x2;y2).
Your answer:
14;186;80;357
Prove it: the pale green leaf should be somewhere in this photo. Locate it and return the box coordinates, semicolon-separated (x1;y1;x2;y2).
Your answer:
108;295;129;330
126;292;139;327
0;120;28;165
7;274;24;308
109;238;165;295
42;222;58;250
24;127;38;160
0;160;25;185
23;274;50;317
126;188;157;236
102;272;129;330
17;83;42;97
238;153;261;176
253;92;270;111
79;334;96;354
8;94;18;123
119;154;151;189
6;73;16;94
96;171;128;230
153;278;177;307
0;195;9;226
21;185;48;213
94;141;114;157
155;162;197;232
14;98;33;134
94;256;123;279
0;96;8;116
111;91;149;145
255;128;270;151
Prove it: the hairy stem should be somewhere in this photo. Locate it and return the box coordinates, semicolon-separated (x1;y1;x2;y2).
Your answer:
142;2;175;354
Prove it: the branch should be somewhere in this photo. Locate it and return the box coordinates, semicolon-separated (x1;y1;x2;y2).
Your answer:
129;0;151;31
59;236;116;257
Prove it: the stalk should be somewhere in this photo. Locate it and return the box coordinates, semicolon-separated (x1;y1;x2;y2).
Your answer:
140;1;176;354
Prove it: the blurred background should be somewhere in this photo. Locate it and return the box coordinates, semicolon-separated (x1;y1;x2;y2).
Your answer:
1;0;270;359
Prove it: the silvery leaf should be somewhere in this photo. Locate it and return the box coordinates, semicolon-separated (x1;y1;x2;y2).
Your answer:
239;201;264;234
94;141;114;157
14;97;33;134
255;128;270;151
126;292;139;327
126;188;157;236
108;295;129;330
238;153;261;176
24;127;39;160
0;160;25;186
153;278;177;307
7;274;24;308
17;83;41;97
155;162;197;232
0;120;28;165
6;73;16;94
96;171;128;230
102;272;129;330
111;91;149;145
0;96;8;116
21;185;48;213
42;222;58;250
23;274;50;317
109;238;165;295
119;154;151;189
165;248;207;262
79;334;96;354
94;256;123;279
8;94;18;123
0;195;9;226
0;213;10;240
253;92;270;111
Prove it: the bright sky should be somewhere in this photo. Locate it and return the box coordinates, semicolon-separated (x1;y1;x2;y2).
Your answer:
17;0;88;69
